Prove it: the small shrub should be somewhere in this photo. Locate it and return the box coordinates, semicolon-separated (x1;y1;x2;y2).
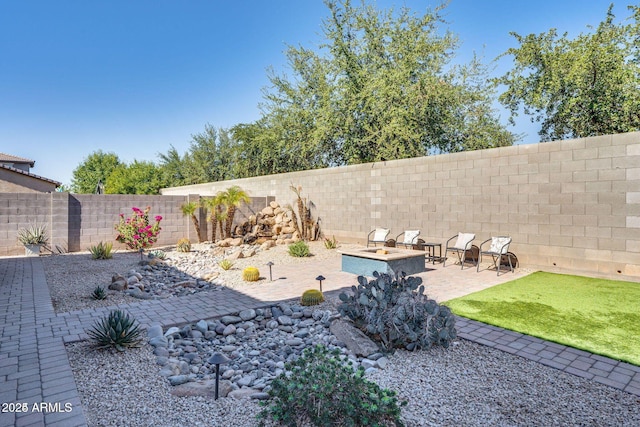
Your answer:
91;285;107;300
219;259;234;270
148;249;166;260
301;289;325;306
176;238;191;253
89;241;113;260
87;309;142;351
338;272;457;351
288;240;310;257
258;345;406;427
242;266;260;282
324;235;337;249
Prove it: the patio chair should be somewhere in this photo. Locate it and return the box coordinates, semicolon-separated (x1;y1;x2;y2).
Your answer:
394;230;421;249
477;236;513;275
444;232;476;269
367;228;390;247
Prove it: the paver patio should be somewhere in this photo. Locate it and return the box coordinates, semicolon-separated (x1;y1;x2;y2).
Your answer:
1;254;639;426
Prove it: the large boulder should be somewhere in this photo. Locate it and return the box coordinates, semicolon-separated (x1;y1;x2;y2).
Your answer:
329;320;379;357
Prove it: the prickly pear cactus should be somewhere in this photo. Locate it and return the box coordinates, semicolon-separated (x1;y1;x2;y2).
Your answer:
338;271;457;351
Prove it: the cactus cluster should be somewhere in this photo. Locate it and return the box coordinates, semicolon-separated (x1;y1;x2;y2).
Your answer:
300;289;324;306
176;238;191;253
338;272;457;351
242;266;260;282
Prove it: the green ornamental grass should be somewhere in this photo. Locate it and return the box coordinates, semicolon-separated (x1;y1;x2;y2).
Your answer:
445;272;640;365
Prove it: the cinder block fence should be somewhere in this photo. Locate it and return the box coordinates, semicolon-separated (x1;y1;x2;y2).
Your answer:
161;132;640;281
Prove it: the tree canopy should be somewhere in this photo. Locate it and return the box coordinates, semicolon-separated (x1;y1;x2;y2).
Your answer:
231;0;515;174
496;5;640;141
71;151;121;194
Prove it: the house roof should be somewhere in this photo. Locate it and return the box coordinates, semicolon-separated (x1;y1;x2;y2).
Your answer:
0;152;35;167
0;164;62;187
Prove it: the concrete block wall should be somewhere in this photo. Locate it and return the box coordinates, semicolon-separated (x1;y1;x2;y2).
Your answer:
0;193;273;257
162;132;640;281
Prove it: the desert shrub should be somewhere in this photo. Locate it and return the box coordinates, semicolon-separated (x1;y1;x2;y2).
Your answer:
258;345;405;427
301;289;324;306
338;272;457;351
218;259;234;270
148;249;166;260
88;241;113;260
91;285;107;300
242;266;260;282
87;309;142;351
324;235;337;249
288;240;310;257
176;238;191;253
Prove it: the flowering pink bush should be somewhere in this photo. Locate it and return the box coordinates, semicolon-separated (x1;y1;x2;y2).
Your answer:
115;206;162;252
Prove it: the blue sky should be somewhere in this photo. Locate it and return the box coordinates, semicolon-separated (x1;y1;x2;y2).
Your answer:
0;0;621;186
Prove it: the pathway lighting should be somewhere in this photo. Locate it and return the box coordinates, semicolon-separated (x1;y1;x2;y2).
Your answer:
266;261;274;281
208;352;231;400
316;275;325;292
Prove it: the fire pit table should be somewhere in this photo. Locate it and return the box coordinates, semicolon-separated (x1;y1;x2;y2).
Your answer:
338;247;426;277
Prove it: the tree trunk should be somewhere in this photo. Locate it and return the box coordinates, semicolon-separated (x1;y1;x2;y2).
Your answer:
191;215;203;243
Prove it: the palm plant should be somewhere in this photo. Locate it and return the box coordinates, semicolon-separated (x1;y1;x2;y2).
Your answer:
180;201;204;243
202;193;227;242
223;186;249;238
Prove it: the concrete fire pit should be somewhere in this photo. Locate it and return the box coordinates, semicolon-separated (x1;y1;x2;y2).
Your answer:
338;247;426;277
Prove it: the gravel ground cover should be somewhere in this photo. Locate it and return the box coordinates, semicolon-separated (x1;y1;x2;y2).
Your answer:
46;242;640;426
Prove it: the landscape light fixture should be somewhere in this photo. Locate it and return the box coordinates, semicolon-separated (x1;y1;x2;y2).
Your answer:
208;352;231;400
316;275;326;292
266;261;274;281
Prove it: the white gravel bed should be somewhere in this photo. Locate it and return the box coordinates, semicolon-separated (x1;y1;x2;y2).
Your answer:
67;338;640;427
43;251;143;313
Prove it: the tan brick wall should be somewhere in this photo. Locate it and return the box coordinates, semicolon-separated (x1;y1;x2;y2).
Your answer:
162;132;640;281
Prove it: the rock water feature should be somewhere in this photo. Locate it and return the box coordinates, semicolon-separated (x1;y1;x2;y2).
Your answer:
147;301;389;399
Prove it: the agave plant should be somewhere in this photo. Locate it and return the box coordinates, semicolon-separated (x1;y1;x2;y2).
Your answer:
87;309;142;351
17;223;48;245
88;241;113;260
91;285;107;300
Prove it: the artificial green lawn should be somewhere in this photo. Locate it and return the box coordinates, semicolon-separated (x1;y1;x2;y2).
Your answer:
445;272;640;365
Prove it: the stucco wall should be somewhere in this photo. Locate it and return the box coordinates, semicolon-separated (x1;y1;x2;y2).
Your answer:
162;132;640;280
0;168;58;193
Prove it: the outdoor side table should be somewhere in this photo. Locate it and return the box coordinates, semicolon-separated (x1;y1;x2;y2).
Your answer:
424;243;442;264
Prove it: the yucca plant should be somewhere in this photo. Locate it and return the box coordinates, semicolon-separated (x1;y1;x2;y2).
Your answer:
91;285;107;300
219;259;234;270
88;241;113;260
87;309;142;351
324;235;337;249
17;223;48;245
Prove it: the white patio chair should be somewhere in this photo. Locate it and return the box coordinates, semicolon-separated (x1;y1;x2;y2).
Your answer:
444;232;476;269
477;236;514;275
367;228;390;247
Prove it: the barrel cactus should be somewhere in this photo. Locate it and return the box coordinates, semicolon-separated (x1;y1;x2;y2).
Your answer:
301;289;324;306
242;266;260;282
176;238;191;253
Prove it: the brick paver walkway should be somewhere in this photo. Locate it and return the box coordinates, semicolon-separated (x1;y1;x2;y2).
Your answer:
1;254;639;426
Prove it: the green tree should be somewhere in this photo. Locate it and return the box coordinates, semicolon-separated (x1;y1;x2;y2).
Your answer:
105;161;165;194
235;0;514;171
202;192;227;242
495;5;640;141
158;145;188;188
71;151;121;193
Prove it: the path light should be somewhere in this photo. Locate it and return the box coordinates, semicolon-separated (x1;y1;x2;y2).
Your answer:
208;352;230;400
316;275;326;292
266;261;274;281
